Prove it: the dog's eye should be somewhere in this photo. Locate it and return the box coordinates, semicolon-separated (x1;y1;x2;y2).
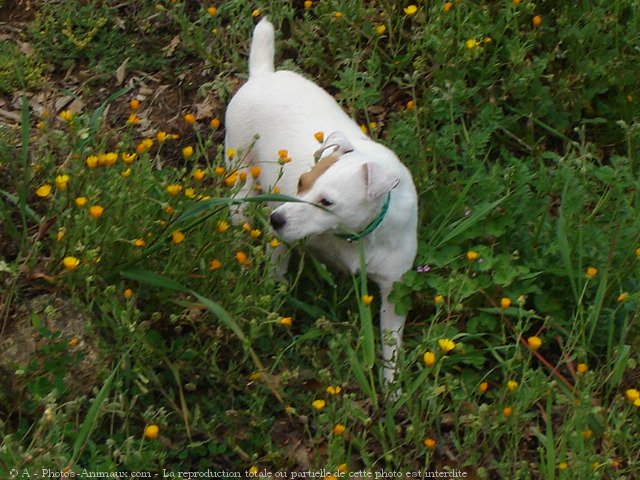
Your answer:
319;198;333;207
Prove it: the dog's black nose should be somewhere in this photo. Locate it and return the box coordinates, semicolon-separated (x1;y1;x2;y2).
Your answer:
270;211;286;230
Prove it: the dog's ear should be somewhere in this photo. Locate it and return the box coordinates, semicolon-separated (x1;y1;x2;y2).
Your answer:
363;162;400;199
314;131;353;160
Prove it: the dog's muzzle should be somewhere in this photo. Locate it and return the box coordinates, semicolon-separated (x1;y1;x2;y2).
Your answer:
270;211;286;231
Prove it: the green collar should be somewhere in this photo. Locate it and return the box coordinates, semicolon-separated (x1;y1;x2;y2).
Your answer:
334;192;392;243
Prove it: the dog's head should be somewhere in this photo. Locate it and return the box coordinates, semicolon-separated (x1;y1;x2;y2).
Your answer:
270;131;400;241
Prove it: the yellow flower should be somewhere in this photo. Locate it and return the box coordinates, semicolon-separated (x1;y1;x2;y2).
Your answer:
627;95;634;103
333;11;343;19
279;316;293;326
209;259;222;270
304;0;313;10
184;188;196;199
133;238;146;247
121;153;136;164
144;424;159;439
166;184;183;197
500;297;512;309
68;337;78;347
184;113;196;125
375;24;386;35
207;6;218;16
224;173;238;187
466;250;478;261
55;175;69;190
423;351;436;366
216;220;229;233
532;15;542;27
404;5;418;16
272;186;281;194
62;256;80;271
250;229;262;238
479;381;489;394
423;438;436;449
311;399;326;410
164;205;175;215
527;336;542;350
438;338;456;353
361;294;374;306
36;184;52;197
314;131;324;143
171;230;185;244
406;100;415;110
337;465;348;474
502;406;513;417
59;110;73;122
558;462;568;471
242;222;252;232
182;146;194;158
249;371;264;381
156;131;168;142
248;466;259;476
507;380;518;391
226;147;237;159
250;166;261;178
512;0;521;4
252;8;261;17
89;205;104;219
270;238;280;248
235;251;249;266
210;117;221;129
466;39;478;49
636;247;640;257
102;152;118;166
581;429;592;440
37;120;45;130
484;37;493;44
360;124;368;134
434;294;444;305
576;362;588;374
75;196;87;207
84;155;98;168
56;229;65;241
123;288;134;299
121;168;132;178
136;138;154;153
192;168;206;181
586;266;598;278
127;113;141;125
625;389;640;402
214;166;225;175
129;98;140;110
444;2;453;12
635;398;640;407
332;424;346;435
617;292;629;302
326;385;342;395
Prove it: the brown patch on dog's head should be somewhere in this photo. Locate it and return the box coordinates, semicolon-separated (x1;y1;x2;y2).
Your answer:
297;154;340;194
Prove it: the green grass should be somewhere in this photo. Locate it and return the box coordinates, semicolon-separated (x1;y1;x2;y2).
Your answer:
1;0;640;477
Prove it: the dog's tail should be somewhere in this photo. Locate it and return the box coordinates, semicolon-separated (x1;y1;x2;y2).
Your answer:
249;18;275;77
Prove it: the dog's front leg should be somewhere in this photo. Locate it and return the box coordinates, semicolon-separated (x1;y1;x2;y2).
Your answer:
378;282;405;388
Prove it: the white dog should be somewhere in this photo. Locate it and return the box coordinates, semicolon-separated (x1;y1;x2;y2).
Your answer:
224;18;418;387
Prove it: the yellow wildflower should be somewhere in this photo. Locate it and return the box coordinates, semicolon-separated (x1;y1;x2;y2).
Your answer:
361;294;374;306
279;316;293;326
75;196;87;207
217;220;230;233
182;146;194;158
434;294;444;304
55;175;69;190
143;424;159;439
270;238;280;248
250;166;261;178
89;205;104;219
576;363;588;374
156;131;168;142
532;15;542;27
326;385;342;395
171;230;185;244
479;381;489;394
129;98;140;110
466;39;478;49
252;9;261;17
314;131;324;143
332;424;346;435
193;168;206;181
235;251;249;266
166;184;183;196
214;166;225;175
135;138;154;153
207;6;217;16
56;230;65;241
438;338;456;353
62;256;80;271
133;238;146;247
250;229;262;238
121;153;136;164
466;250;478;261
375;24;386;35
558;463;568;471
226;148;236;159
507;380;519;391
121;168;132;177
625;389;640;402
210;117;221;129
224;173;238;186
304;1;313;10
444;2;453;12
123;288;134;299
502;406;513;417
586;266;598;278
183;113;196;125
423;351;436;366
423;438;436;449
617;292;629;302
59;110;73;122
404;5;418;16
311;399;326;410
127;113;141;125
184;188;196;199
36;184;52;197
333;11;343;19
209;259;222;270
500;297;512;309
527;336;542;350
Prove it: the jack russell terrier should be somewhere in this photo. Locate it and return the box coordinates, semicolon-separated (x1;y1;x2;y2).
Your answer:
224;18;418;388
